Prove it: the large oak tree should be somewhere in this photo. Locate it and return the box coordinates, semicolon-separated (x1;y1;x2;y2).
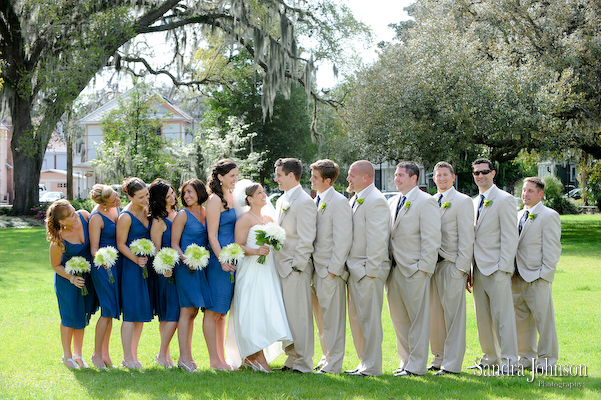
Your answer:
1;0;363;214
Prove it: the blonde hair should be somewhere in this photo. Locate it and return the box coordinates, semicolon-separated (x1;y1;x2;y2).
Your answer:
90;184;114;205
45;199;72;251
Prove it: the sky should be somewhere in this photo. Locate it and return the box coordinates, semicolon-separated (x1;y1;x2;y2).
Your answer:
316;0;414;88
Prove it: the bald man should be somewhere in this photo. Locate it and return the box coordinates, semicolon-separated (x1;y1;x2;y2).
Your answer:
345;160;391;377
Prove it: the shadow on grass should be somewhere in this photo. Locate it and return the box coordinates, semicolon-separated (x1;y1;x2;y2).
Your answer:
71;366;599;399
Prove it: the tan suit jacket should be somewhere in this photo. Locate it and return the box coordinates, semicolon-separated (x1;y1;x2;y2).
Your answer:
346;183;390;375
389;189;441;276
473;185;518;275
274;186;317;372
429;187;474;373
347;185;391;281
472;184;519;367
274;187;317;277
438;187;474;272
312;188;352;373
313;189;352;281
386;188;440;375
516;205;561;283
513;203;560;367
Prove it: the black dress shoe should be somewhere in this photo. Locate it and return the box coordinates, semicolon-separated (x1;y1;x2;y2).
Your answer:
344;368;359;374
292;369;303;374
427;365;441;371
435;369;459;376
347;370;369;377
394;370;418;377
275;366;292;372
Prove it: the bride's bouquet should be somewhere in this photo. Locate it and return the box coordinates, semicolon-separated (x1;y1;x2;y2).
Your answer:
93;246;118;283
183;244;210;274
219;243;245;282
129;238;156;279
65;256;91;296
153;247;179;283
255;222;286;264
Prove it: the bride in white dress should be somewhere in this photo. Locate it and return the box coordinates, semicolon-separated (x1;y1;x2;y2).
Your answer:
226;182;292;371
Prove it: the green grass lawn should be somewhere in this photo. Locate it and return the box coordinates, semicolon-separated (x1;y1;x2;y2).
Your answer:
0;215;599;399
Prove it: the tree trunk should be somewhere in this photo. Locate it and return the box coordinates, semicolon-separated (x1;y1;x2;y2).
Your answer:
9;108;46;215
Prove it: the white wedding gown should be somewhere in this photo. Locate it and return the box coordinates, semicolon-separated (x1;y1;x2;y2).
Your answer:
225;224;293;368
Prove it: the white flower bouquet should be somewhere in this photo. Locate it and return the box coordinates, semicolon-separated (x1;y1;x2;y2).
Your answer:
153;247;179;283
93;246;118;283
255;222;286;264
129;238;156;278
65;256;91;296
183;244;210;274
219;243;245;282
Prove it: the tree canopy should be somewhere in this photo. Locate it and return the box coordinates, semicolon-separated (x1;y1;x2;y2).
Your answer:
344;0;601;171
0;0;367;214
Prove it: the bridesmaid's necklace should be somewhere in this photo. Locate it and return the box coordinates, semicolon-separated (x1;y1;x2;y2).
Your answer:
249;210;265;224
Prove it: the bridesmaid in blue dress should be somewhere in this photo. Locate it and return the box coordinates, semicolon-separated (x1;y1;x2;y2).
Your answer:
149;178;180;368
116;177;152;369
171;178;213;372
88;184;121;369
46;200;97;369
205;159;239;370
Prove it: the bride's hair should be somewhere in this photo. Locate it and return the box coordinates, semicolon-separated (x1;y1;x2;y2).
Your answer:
245;183;261;206
208;158;237;210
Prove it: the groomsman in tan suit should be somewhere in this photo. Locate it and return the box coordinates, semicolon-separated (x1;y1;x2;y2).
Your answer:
309;159;352;374
387;161;441;377
273;158;317;373
345;160;390;377
471;158;519;374
513;177;561;372
429;162;474;375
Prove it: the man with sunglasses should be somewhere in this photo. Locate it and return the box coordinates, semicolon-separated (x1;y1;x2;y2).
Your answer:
470;158;519;375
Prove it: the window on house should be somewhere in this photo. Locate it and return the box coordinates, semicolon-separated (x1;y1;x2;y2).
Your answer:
57;183;67;188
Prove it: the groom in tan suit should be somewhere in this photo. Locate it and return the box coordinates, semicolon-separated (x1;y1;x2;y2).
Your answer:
513;177;561;372
471;158;519;374
429;161;474;375
274;158;317;373
345;160;390;377
310;159;352;374
387;161;441;377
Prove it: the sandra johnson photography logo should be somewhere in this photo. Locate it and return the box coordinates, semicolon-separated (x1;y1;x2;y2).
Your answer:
471;359;588;383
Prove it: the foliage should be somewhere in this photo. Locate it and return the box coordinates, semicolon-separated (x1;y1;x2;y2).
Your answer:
1;0;366;215
586;160;601;210
203;52;318;185
166;116;265;186
542;176;580;215
93;85;169;184
343;0;601;168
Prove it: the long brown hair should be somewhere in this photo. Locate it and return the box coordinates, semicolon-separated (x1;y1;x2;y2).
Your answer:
208;159;237;210
45;199;72;251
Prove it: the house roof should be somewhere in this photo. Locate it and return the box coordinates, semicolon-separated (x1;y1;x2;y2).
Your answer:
78;89;195;125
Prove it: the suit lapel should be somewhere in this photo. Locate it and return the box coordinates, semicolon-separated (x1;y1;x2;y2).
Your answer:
280;187;302;224
392;189;415;230
440;187;455;218
475;185;497;230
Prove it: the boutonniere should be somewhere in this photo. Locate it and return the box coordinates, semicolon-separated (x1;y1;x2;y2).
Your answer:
442;202;451;209
356;198;364;205
319;202;327;211
405;201;411;209
281;202;290;212
528;213;537;220
484;200;493;207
